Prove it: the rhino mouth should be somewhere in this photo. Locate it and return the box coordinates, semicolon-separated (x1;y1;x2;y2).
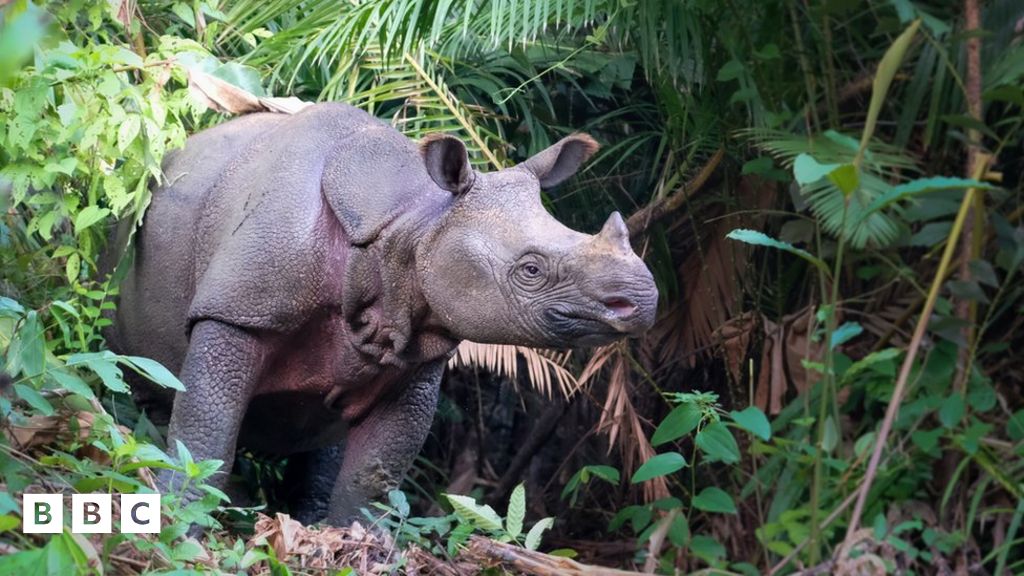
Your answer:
544;302;642;342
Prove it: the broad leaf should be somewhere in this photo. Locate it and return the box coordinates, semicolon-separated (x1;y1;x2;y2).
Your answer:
122;356;185;391
524;517;554;551
830;322;863;350
631;452;687;484
726;229;829;275
793;153;840;185
692;487;737;514
652;402;702;446
695;421;740;464
445;494;503;531
73;205;111;235
730;407;771;440
939;394;965;429
861;176;996;219
506;483;525;539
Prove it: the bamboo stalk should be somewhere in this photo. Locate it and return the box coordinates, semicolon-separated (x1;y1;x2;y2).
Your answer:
842;162;987;544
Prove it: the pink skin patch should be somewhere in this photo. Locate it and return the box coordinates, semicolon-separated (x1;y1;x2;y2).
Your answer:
602;297;637;318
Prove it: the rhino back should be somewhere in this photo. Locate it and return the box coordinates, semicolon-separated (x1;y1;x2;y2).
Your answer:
112;112;288;373
117;102;449;379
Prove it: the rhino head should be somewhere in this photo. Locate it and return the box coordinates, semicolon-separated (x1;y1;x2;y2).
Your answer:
416;133;659;348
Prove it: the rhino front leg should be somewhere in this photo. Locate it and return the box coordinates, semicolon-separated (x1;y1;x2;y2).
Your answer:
324;361;443;526
160;320;263;503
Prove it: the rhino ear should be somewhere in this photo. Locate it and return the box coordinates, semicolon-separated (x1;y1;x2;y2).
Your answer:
521;133;599;188
422;134;474;195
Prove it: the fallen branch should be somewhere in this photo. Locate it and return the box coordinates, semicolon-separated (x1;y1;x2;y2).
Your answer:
461;535;647;575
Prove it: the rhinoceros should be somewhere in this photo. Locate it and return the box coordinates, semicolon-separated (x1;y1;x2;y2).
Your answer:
108;102;658;526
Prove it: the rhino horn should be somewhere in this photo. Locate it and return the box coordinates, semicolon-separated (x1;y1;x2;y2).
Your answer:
595;211;631;255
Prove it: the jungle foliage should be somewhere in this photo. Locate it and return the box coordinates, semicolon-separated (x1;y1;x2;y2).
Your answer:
1;0;1024;574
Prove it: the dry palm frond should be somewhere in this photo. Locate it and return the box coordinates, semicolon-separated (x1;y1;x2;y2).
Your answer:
449;341;578;398
591;345;669;502
648;176;776;370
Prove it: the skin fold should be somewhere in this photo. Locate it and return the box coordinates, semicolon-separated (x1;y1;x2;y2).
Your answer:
107;102;658;526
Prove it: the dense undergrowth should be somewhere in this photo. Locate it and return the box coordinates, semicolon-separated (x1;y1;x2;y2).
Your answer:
2;0;1024;574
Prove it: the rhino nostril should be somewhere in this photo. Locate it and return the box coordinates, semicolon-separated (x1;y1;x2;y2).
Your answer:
602;297;637;318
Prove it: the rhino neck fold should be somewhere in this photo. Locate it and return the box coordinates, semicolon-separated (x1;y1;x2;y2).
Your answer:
341;208;460;371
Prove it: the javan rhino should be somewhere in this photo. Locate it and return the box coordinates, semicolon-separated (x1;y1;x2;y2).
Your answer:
108;102;658;526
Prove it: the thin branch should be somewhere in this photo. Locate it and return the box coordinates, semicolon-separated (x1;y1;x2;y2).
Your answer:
625;147;725;238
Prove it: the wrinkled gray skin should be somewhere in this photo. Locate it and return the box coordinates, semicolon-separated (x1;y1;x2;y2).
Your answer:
108;102;658;526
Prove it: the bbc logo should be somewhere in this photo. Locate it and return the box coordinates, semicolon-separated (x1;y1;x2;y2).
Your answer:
22;494;161;534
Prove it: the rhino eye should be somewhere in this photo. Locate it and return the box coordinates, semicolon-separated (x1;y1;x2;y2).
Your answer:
511;256;549;292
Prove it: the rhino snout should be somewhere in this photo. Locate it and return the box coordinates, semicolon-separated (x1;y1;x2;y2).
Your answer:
591;281;658;336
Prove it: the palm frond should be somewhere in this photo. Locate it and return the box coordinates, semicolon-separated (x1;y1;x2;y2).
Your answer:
740;127;920;249
449;341;578;398
339;49;508;167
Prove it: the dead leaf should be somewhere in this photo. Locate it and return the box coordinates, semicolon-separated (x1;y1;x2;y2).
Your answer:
715;312;757;384
186;67;263;114
752;308;828;414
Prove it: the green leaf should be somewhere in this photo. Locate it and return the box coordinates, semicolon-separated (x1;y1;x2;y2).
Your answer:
0;514;19;533
827;164;859;197
171;539;205;562
857;20;921;160
445;494;503;531
584;465;620;484
171;2;196;27
830;322;863;350
65;252;80;284
668;513;690;547
695;421;741;464
117;115;141;152
506;483;525;539
0;297;25;318
692;487;737;514
631;452;687;484
793;153;840;185
968;260;999;288
211;62;266;97
726;229;829;274
10;311;45;379
122;356;185;391
1007;410;1024;441
861;177;996;220
387;489;409;517
939;394;965;429
690;535;727;561
652;402;702;446
716;60;744;82
730;407;771;440
524;517;554;551
50;369;95;400
69;353;128;394
840;348;901;385
822;416;840;453
73;206;111;235
14;383;54;416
